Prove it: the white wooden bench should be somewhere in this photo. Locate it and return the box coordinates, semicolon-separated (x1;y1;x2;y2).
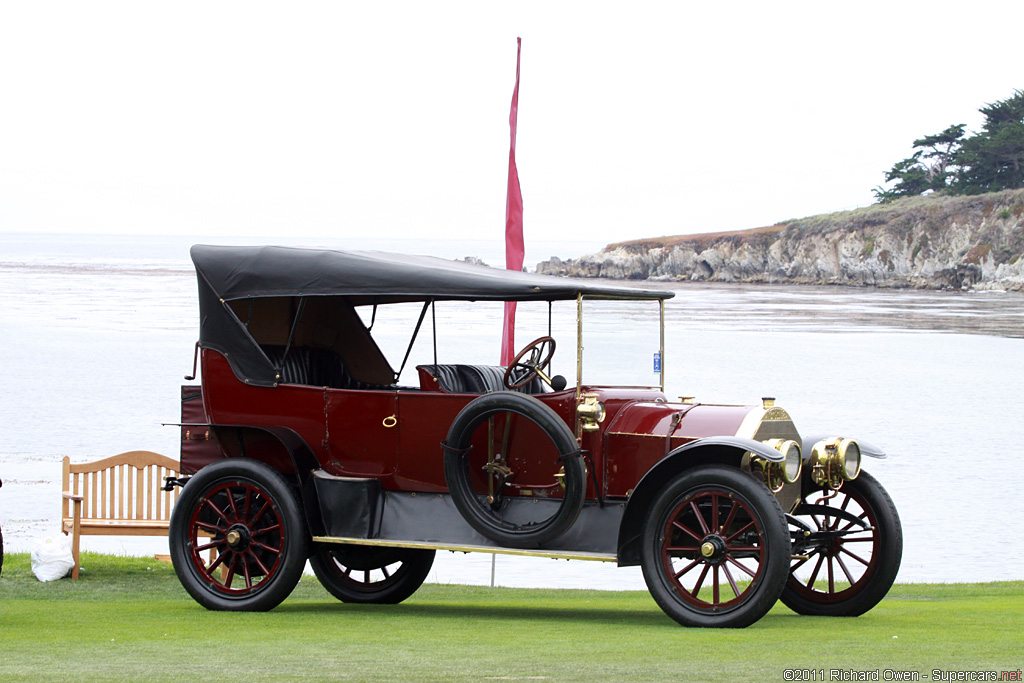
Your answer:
62;451;181;579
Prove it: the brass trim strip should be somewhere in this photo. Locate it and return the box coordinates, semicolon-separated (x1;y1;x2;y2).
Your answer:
312;536;618;563
607;431;690;439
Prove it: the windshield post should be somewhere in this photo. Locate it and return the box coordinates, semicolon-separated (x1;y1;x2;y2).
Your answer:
575;293;583;400
659;298;666;393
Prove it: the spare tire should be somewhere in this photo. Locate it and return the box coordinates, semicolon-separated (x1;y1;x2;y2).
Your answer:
443;392;586;548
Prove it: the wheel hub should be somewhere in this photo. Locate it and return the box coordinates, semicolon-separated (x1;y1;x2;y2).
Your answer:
225;524;252;550
699;535;727;564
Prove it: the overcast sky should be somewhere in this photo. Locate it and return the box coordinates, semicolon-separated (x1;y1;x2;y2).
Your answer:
1;1;1021;251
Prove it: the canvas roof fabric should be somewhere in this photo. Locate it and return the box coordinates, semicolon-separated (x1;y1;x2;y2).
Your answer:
190;244;674;304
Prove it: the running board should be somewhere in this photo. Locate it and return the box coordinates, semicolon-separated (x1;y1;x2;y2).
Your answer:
312;535;618;563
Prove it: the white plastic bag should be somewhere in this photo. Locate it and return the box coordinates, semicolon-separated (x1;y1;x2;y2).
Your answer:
30;536;75;582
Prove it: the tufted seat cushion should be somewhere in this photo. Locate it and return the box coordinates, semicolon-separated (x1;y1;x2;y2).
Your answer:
261;345;393;390
417;364;550;395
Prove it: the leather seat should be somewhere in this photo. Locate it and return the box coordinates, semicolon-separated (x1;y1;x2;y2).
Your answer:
262;345;392;390
417;364;550;395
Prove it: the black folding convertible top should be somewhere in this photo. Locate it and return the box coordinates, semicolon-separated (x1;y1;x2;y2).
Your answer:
191;244;673;386
191;244;673;304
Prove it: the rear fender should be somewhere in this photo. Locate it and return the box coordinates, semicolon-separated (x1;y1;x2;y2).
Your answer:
615;437;781;567
208;424;327;539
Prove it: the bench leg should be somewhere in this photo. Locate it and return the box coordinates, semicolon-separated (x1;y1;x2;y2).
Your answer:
65;501;82;579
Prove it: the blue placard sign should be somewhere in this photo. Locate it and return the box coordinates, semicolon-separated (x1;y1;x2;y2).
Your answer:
653;352;662;374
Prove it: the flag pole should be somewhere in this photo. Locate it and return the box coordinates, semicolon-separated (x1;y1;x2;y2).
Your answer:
500;37;524;366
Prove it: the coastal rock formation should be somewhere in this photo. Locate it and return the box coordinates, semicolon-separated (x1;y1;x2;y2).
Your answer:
536;189;1024;291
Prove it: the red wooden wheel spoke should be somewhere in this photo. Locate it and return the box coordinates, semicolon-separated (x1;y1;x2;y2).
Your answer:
242;488;253;519
724;520;754;543
721;501;739;534
690;564;711;598
806;553;825;589
251;523;282;538
242;558;253;590
712;565;721;604
711;493;720;533
673;520;704;543
839;546;871;567
194;540;219;552
249;500;272;528
838;511;870;533
827;555;835;593
839;495;852;513
195;520;223;535
665;545;700;555
246;549;271;576
208;550;227;573
689;501;710;535
673;558;703;580
204;499;232;525
223;556;237;588
721;563;741;598
249;540;281;556
363;570;371;584
835;554;856;585
225;485;240;518
725;555;757;578
726;545;761;554
381;566;392;580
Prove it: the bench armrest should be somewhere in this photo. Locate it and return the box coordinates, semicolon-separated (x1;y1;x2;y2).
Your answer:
63;491;85;502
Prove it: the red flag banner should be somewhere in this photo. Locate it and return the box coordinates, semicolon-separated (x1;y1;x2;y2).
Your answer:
501;37;524;366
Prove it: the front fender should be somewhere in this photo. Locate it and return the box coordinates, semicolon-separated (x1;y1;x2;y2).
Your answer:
615;436;780;567
801;434;888;459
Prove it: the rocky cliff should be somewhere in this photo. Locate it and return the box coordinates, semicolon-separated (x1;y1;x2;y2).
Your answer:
536;189;1024;291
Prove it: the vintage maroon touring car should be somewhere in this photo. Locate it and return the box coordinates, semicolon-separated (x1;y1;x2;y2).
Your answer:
168;244;902;627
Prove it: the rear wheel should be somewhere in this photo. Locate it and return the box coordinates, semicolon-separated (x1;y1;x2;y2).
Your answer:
310;545;435;604
782;470;902;616
169;458;309;611
640;466;790;628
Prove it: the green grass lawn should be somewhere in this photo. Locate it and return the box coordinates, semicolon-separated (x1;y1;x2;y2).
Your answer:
1;553;1021;682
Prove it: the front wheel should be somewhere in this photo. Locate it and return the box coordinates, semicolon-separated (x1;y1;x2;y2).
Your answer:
169;458;309;611
310;544;435;604
640;466;790;628
781;470;902;616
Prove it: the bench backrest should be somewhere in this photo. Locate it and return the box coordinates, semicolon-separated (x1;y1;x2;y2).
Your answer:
62;451;181;523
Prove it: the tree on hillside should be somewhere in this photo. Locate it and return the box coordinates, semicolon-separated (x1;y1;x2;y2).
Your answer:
874;90;1024;202
954;91;1024;193
873;124;965;202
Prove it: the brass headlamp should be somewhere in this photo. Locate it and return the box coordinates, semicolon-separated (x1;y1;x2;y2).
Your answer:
751;439;803;492
809;437;862;489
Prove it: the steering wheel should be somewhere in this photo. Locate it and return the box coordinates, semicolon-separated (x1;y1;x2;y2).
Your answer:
503;336;556;390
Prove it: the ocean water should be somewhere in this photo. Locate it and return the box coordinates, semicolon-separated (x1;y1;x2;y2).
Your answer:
2;232;1023;590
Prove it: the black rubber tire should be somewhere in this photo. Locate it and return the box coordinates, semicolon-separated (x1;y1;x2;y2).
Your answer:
640;466;790;628
443;391;585;548
310;545;435;604
169;458;309;611
781;470;902;616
